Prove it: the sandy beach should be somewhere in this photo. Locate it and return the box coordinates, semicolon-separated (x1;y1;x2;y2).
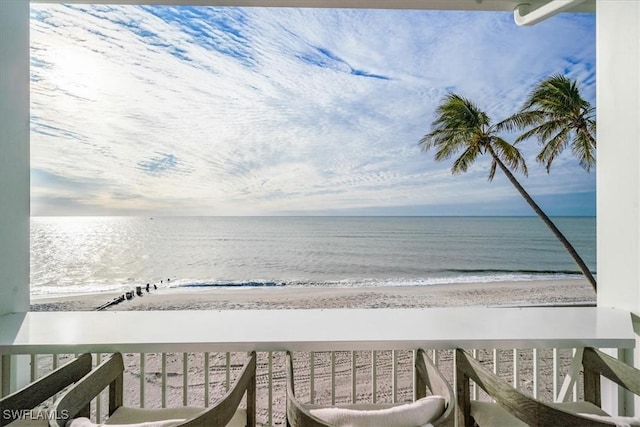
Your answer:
29;279;594;425
31;278;595;312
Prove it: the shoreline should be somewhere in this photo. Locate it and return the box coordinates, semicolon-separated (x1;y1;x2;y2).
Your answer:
30;278;595;311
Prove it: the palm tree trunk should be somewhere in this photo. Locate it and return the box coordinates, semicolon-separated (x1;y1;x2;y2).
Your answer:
487;145;597;293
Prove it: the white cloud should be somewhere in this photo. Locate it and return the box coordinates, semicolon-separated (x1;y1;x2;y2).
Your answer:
30;5;596;216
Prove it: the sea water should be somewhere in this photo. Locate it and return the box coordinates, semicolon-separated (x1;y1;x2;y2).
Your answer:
30;216;596;298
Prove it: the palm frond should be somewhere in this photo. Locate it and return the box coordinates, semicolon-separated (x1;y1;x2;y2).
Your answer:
491;137;528;177
522;75;583;115
496;111;546;133
420;128;477;162
571;128;597;172
513;74;596;172
451;144;481;175
582;105;596;121
488;159;498;181
587;120;596;147
514;119;564;144
434;94;491;130
420;93;491;174
434;134;472;162
536;128;570;172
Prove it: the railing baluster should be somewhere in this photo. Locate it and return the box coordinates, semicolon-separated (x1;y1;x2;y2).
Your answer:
491;349;500;404
268;351;273;427
412;350;417;402
432;349;439;366
553;348;560;401
29;354;36;382
372;351;377;404
392;350;398;404
472;349;478;400
310;352;315;404
161;353;167;408
140;353;145;408
0;356;8;398
225;352;231;391
52;354;58;370
351;351;356;404
572;348;578;401
204;352;210;407
183;353;188;406
556;348;584;403
533;348;539;399
96;353;102;422
513;349;520;390
331;351;336;405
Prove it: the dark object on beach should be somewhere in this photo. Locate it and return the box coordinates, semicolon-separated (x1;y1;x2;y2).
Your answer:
125;291;134;300
96;294;125;311
167;278;170;282
136;286;143;297
146;283;150;293
154;284;157;290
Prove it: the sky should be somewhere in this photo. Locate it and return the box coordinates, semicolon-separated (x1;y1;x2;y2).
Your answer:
29;5;596;217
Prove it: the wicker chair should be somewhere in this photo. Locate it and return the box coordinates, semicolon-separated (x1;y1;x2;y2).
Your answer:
286;349;454;427
52;352;256;427
456;347;640;426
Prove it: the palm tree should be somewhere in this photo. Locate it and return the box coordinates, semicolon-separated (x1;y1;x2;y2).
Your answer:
420;93;597;293
500;74;596;172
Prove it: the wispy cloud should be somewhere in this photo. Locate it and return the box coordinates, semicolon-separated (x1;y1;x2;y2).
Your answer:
30;5;596;216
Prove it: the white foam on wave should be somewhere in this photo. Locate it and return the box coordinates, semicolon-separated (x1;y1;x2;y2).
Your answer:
30;273;585;299
284;273;582;289
30;282;155;299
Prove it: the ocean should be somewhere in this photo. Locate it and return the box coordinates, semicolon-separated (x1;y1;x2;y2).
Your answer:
30;216;596;298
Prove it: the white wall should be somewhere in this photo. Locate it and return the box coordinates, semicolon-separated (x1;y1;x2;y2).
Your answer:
597;0;640;416
0;0;30;317
596;2;640;311
0;0;30;395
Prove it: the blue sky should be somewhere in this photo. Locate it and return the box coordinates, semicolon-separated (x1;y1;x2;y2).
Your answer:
30;5;596;216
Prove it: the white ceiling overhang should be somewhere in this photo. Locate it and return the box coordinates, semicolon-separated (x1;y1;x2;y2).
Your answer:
29;0;596;26
29;0;596;13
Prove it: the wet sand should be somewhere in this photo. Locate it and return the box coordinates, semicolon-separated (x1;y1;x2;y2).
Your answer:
31;279;595;312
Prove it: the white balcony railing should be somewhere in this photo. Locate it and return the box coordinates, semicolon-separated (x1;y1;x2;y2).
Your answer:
0;307;635;425
5;348;588;426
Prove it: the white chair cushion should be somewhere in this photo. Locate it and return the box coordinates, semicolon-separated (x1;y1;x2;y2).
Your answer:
66;407;246;427
309;395;445;427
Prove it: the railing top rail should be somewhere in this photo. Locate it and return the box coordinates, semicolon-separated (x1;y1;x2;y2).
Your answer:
0;307;634;354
